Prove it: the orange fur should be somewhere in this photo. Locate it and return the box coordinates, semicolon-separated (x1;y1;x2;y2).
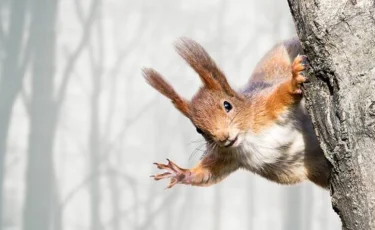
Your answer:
264;54;307;121
175;38;238;96
153;154;238;188
142;68;191;117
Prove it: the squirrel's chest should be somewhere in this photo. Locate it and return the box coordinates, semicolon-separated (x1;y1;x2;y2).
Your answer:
237;122;306;171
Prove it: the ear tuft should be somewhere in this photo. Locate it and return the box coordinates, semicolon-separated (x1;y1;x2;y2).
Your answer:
175;37;236;96
142;68;191;117
175;38;221;90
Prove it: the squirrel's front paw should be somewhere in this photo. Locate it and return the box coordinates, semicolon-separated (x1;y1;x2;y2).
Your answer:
151;159;191;189
291;55;308;94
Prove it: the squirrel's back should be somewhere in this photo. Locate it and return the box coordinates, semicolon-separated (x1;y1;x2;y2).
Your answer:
239;37;330;187
249;37;303;84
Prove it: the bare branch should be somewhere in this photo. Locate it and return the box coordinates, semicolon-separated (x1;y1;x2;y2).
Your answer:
20;86;30;115
100;97;158;162
55;0;99;106
0;0;8;44
137;192;178;230
73;0;85;24
0;18;4;45
58;166;137;212
59;168;103;209
103;190;177;229
17;32;32;77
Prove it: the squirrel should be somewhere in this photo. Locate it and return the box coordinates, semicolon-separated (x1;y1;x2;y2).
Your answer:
143;37;331;189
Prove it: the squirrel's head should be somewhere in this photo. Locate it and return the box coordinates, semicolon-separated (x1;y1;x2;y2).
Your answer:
143;38;250;148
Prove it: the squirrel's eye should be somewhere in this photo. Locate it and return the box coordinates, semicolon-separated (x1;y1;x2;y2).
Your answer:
196;127;203;135
223;101;232;113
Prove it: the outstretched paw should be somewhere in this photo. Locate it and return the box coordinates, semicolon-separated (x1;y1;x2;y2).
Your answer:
291;55;308;94
151;159;191;189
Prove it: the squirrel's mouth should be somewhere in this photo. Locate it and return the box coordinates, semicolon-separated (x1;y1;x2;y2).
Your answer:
224;135;239;148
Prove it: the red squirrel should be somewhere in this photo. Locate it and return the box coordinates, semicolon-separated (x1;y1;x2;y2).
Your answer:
143;37;331;189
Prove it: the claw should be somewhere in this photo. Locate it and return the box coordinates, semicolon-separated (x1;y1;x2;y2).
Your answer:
291;54;309;94
292;55;306;72
300;55;309;66
154;162;170;170
152;159;190;188
153;172;172;180
167;178;179;189
167;159;185;172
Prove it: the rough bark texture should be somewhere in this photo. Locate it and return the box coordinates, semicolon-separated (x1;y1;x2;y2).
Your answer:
288;1;375;229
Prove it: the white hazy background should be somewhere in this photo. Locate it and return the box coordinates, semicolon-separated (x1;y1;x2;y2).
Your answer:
0;0;342;230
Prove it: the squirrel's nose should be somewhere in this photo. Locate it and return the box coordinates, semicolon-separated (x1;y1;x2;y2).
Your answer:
216;133;230;145
217;131;239;147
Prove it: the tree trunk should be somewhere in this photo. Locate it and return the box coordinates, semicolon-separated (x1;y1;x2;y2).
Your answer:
89;75;102;230
0;0;28;228
303;186;313;230
23;0;58;229
88;10;104;229
108;170;120;230
107;71;120;230
283;187;302;230
288;1;375;229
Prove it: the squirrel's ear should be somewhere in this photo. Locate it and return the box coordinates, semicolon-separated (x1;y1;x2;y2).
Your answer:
143;68;191;118
175;37;236;97
175;38;221;90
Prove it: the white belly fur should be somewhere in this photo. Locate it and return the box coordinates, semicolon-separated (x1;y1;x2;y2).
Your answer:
237;100;314;172
239;121;305;170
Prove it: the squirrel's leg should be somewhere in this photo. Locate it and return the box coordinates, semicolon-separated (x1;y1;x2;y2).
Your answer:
152;155;239;189
265;55;308;116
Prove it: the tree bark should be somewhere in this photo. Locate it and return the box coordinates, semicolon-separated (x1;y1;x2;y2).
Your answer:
288;1;375;229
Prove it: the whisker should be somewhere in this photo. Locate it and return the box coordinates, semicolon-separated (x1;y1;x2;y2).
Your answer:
189;143;206;161
187;138;206;146
201;141;216;159
229;109;242;126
